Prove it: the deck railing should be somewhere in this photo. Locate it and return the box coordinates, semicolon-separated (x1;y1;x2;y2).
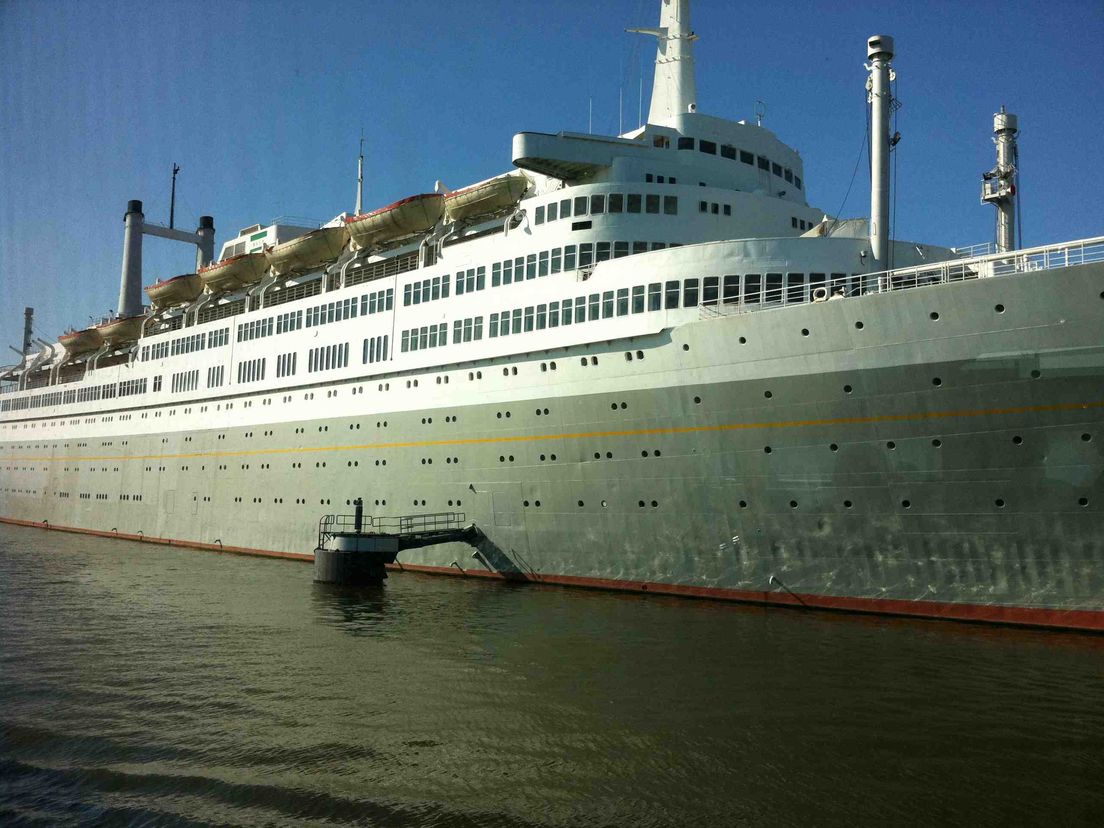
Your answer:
317;512;466;549
701;235;1104;318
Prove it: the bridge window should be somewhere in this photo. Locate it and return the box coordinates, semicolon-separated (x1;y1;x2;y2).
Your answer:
591;194;605;214
758;156;770;171
664;196;678;215
740;150;754;165
627;194;642;213
683;278;700;307
677;136;694;150
721;144;736;160
535;205;545;225
608;193;624;213
646;194;660;213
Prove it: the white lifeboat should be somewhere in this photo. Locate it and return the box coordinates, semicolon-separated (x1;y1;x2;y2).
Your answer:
444;173;529;223
96;314;146;347
59;327;103;355
145;273;202;309
198;251;268;293
345;193;444;250
264;225;348;276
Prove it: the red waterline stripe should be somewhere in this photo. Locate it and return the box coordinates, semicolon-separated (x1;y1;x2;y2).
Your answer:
4;516;1101;633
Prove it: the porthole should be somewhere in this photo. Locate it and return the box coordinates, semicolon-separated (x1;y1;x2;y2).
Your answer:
932;377;942;387
843;500;853;508
763;446;772;454
886;441;896;450
1012;435;1023;445
829;443;839;452
1079;497;1089;507
1082;433;1092;442
1030;369;1041;379
789;500;798;509
843;385;852;394
534;501;541;507
995;304;1005;313
601;500;608;508
523;500;530;507
854;321;864;330
995;498;1005;508
578;500;585;507
929;312;940;321
764;390;773;399
693;396;702;404
801;328;810;337
738;336;747;344
682;343;690;351
931;439;942;447
738;500;748;508
580;358;588;366
638;500;645;508
901;499;911;509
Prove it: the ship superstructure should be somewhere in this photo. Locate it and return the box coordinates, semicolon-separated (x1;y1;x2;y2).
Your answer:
2;1;1102;631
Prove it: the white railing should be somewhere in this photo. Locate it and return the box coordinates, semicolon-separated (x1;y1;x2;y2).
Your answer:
701;235;1104;318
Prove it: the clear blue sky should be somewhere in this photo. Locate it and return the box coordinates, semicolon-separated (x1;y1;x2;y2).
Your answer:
1;0;1101;350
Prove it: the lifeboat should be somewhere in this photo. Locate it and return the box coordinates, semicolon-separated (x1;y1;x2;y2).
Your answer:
345;193;444;250
264;225;348;276
444;173;529;223
198;251;268;293
59;327;103;355
96;314;146;347
145;272;202;309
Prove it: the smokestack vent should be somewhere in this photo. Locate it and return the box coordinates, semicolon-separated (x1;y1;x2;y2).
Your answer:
127;199;143;215
867;35;894;59
199;215;214;230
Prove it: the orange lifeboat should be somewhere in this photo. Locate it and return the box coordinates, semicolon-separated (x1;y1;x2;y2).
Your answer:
345;194;444;250
96;314;146;347
198;251;268;293
145;273;202;309
59;327;103;355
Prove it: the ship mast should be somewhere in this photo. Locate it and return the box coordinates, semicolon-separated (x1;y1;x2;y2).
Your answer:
866;35;895;268
355;135;364;215
628;0;699;124
982;106;1019;252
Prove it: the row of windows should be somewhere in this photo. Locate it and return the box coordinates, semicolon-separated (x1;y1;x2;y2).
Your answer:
207;365;225;389
675;137;803;190
237;358;265;384
308;343;350;373
401;323;450;353
238;317;274;342
306;297;358;328
362;335;389;365
534;193;678;225
452;316;485;344
276;310;304;335
276;352;297;379
118;378;147;397
404;274;452;306
140;327;229;363
363;287;394;315
171;369;199;393
77;383;117;403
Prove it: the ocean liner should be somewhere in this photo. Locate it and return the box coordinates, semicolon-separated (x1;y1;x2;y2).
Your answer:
2;1;1102;630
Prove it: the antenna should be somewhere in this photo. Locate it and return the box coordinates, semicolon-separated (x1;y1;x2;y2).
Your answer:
169;162;180;228
588;96;593;133
619;86;623;135
355;131;365;215
755;100;767;127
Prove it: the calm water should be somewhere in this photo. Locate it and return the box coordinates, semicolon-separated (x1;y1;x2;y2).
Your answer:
1;524;1102;826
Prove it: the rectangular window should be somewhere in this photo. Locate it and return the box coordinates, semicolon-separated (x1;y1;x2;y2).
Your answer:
574;196;588;216
646;173;654;183
720;144;736;160
419;327;429;350
535;205;545;225
428;325;439;348
616;288;629;316
473;316;483;340
677;136;695;150
602;291;615;318
632;285;645;313
475;266;485;290
809;272;826;299
699;139;717;155
511;308;522;334
524;306;534;332
551;247;562;273
645;194;660;214
758;156;770;171
578;243;593;267
492;262;502;287
663;195;678;215
563;245;576;271
452;320;462;344
489;312;499;337
596;241;611;262
431;277;441;301
648;282;662;311
561;298;572;326
633;241;649;255
765;273;784;303
740;150;754;165
684;278;700;306
463;317;473;342
772;162;783;177
547;202;558;222
711;203;719;215
591;194;605;214
744;274;762;304
723;204;731;216
526;254;537;279
548;300;559;328
386;289;394;309
795;175;802;190
536;303;547;329
413;281;423;303
588;293;600;321
614;241;629;258
608;193;624;213
627;193;642;213
722;275;740;304
786;273;805;304
538;250;549;276
699;200;708;213
560;198;571;218
466;268;477;292
784;168;794;183
665;280;680;309
702;276;720;305
502;258;513;285
498;310;510;336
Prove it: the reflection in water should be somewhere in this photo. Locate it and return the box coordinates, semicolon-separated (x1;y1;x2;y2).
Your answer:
1;523;1103;827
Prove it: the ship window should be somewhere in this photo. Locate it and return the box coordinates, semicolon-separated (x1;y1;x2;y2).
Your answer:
536;304;547;329
578;243;594;267
740;150;754;165
524;306;534;332
463;317;474;342
588;293;600;321
548;300;559;328
497;311;509;336
792;217;799;229
603;291;615;318
614;288;628;316
765;273;783;301
539;250;549;276
591;194;605;214
477;266;486;290
677;136;694;150
711;203;719;215
720;144;736;160
795;175;803;190
699;140;717;155
526;254;537;279
723;275;740;304
502;258;513;284
596;241;611;262
665;280;680;308
627;194;642;213
723;204;731;215
648;282;662;311
758;156;770;171
608;193;624;213
702;276;720;305
809;273;826;297
572;220;592;231
663;196;678;215
431;277;441;301
547;202;558;222
535;205;545;225
563;244;577;270
489;312;499;337
657;175;665;183
560;198;572;218
630;286;645;314
683;278;700;306
646;194;660;213
512;308;522;334
744;274;762;304
614;241;629;258
561;298;573;325
786;273;806;304
492;262;502;287
551;247;562;273
785;168;794;183
574;196;588;216
699;201;708;213
772;162;783;177
413;281;423;303
646;173;654;182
